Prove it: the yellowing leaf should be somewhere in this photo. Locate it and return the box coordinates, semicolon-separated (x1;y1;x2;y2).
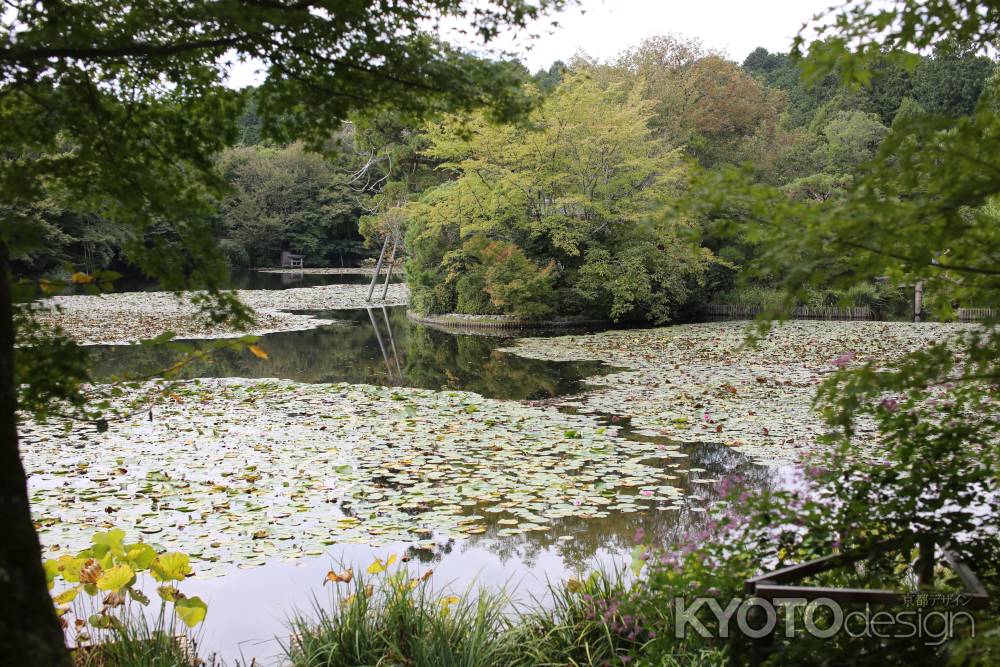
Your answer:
323;568;354;585
53;586;81;605
366;554;397;575
151;552;191;582
92;528;126;558
175;596;208;628
43;560;59;589
124;544;157;570
248;344;269;360
71;272;94;284
97;564;135;592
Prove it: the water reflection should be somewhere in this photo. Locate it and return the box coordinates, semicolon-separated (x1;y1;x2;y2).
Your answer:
80;281;779;665
174;437;772;664
459;437;770;571
88;306;608;400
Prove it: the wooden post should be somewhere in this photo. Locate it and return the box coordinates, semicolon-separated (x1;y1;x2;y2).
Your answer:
913;281;923;322
366;236;390;302
380;234;398;301
917;538;935;588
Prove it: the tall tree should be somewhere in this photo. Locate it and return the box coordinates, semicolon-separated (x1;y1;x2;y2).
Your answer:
0;1;569;662
609;38;786;169
406;72;713;322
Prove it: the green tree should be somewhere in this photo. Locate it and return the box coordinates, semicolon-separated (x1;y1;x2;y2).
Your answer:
815;109;889;174
683;5;1000;660
406;72;713;322
216;141;360;267
532;60;567;94
912;41;995;117
0;0;570;662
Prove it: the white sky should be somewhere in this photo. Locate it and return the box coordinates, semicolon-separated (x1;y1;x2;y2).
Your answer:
480;0;837;70
225;0;837;87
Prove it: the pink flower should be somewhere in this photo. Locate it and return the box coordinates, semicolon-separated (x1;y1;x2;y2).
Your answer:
878;397;899;413
831;351;857;368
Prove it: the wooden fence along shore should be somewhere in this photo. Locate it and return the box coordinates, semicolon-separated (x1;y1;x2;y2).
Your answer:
701;305;996;322
958;308;997;322
700;304;876;320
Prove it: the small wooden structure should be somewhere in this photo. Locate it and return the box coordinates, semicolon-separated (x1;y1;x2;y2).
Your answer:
741;538;988;664
958;307;996;322
280;251;304;269
744;540;987;608
365;235;399;302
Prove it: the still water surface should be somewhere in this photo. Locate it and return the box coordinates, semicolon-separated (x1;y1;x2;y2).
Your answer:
82;273;772;664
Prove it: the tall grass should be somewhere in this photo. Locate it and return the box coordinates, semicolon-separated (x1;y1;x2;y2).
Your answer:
285;575;515;667
283;568;725;667
70;612;205;667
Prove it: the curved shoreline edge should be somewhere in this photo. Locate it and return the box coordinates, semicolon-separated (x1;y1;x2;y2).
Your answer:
406;310;607;333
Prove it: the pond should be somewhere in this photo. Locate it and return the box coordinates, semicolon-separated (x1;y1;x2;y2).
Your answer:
31;271;780;665
63;268;403;294
87;306;608;401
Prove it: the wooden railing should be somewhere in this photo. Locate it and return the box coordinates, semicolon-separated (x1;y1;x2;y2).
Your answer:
701;304;874;320
958;308;996;322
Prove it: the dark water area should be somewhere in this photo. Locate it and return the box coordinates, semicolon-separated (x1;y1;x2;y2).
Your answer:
88;306;608;401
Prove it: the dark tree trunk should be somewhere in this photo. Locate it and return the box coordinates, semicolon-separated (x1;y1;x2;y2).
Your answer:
0;244;71;666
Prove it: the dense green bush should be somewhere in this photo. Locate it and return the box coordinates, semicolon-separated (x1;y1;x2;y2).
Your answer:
215;142;364;267
404;73;714;323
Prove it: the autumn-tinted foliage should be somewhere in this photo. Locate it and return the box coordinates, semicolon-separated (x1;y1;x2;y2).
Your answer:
405;73;713;323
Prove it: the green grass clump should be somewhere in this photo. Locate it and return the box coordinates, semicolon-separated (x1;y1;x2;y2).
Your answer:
285;570;515;667
71;613;205;667
284;565;720;667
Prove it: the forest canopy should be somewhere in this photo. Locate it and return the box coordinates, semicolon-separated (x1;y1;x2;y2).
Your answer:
404;72;713;322
11;33;997;323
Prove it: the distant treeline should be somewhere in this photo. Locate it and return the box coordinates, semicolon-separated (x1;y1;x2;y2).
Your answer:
11;36;996;318
392;37;997;322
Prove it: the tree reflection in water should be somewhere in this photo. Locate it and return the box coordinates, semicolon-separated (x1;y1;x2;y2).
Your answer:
458;434;773;570
89;305;608;400
89;305;777;572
